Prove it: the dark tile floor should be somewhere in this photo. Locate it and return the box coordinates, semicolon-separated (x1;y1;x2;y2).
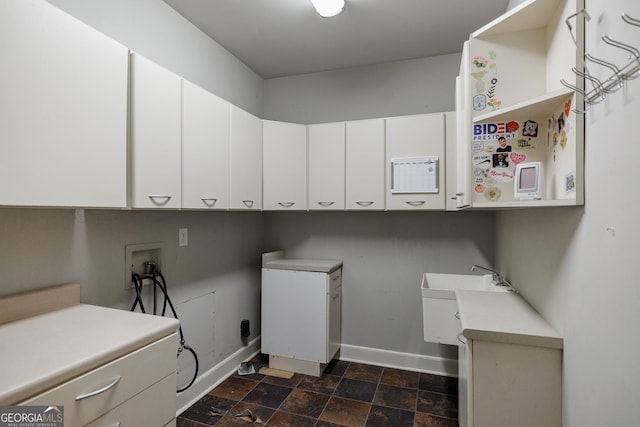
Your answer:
177;354;458;427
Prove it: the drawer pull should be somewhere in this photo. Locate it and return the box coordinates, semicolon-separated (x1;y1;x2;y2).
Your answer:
242;200;254;208
455;312;461;320
356;201;374;207
317;201;335;207
405;200;426;207
148;195;172;205
277;201;295;208
75;376;121;401
201;198;217;207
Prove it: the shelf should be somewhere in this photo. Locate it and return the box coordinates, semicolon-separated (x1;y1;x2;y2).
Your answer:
472;0;562;38
472;88;574;123
471;198;581;209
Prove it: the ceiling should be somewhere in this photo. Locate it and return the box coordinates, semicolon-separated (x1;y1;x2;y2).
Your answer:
163;0;511;79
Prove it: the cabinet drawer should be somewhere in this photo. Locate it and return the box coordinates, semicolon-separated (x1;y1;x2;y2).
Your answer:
86;373;176;427
21;333;177;426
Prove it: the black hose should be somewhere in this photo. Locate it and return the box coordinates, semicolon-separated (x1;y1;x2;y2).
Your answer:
130;271;199;392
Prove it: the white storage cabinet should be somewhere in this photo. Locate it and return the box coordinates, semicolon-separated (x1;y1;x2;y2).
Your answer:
129;53;182;209
262;121;308;210
385;113;446;210
308;122;346;210
0;0;129;208
261;252;342;376
345;119;385;210
182;79;230;209
230;106;263;210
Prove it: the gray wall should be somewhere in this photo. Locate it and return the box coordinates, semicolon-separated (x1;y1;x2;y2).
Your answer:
47;0;263;116
263;53;461;123
264;211;496;360
496;0;640;425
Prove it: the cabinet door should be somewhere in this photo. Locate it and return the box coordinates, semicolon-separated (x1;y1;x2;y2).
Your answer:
345;119;385;210
130;53;182;209
182;80;230;210
262;269;328;363
0;1;128;207
308;122;345;210
230;106;262;210
262;121;308;210
385;114;446;210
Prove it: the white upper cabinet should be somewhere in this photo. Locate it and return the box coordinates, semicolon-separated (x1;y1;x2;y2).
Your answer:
230;106;263;210
0;0;128;207
385;114;446;210
129;53;182;209
345;119;385;210
263;121;308;211
308;122;345;210
464;0;585;208
182;80;230;210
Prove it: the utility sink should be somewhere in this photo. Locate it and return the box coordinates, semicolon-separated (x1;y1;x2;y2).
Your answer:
421;273;511;345
421;273;511;299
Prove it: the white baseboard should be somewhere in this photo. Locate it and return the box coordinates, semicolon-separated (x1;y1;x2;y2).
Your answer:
176;336;261;415
338;344;458;377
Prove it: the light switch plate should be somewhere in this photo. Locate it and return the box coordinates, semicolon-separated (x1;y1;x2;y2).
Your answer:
179;228;188;247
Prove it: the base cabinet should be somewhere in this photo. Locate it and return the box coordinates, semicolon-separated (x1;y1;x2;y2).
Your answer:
459;338;562;427
262;267;342;376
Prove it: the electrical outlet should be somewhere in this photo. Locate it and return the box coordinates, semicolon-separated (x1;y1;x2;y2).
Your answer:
179;228;188;247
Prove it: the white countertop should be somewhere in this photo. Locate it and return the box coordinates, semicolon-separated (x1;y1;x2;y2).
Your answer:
456;290;563;349
0;304;179;404
263;258;343;273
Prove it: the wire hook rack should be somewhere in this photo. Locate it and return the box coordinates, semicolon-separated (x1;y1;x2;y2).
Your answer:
561;11;640;114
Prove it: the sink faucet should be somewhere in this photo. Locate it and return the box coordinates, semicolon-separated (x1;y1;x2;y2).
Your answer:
471;264;512;287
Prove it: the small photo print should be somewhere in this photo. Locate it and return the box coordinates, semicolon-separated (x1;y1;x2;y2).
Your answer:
492;152;509;168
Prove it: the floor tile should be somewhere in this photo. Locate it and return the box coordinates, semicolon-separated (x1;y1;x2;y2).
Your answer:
265;410;317;426
418;373;458;396
365;405;415;427
242;382;292;408
343;362;384;383
372;384;417;411
208;376;259;401
334;377;378;402
319;396;371;427
324;359;350;377
416;390;458;420
380;367;420;389
414;412;459;427
297;374;341;395
280;388;331;418
176;418;209;427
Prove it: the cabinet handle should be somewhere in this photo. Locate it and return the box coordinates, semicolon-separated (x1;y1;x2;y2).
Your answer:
455;311;461;320
201;198;217;207
148;195;172;205
277;202;295;208
242;200;254;208
457;333;467;345
75;376;121;401
331;292;340;299
405;200;426;207
317;201;335;207
355;201;374;207
456;193;464;196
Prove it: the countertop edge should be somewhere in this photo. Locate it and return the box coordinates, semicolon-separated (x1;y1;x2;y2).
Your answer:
0;305;180;405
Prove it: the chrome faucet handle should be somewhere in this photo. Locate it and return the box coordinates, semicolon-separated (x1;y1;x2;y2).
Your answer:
471;264;506;286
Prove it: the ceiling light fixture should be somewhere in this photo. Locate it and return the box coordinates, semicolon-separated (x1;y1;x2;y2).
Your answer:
311;0;345;18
